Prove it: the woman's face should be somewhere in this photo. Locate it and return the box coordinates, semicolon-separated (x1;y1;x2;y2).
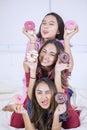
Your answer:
41;15;59;41
35;81;52;109
39;43;57;67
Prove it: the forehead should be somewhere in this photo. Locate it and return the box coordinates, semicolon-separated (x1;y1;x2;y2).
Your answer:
43;15;57;22
36;81;50;91
42;43;57;52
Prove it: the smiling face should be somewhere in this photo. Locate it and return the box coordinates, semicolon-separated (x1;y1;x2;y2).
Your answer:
41;15;59;41
39;43;57;67
35;81;52;109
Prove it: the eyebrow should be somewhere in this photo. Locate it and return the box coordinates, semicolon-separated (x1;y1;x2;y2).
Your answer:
36;89;51;92
42;19;55;23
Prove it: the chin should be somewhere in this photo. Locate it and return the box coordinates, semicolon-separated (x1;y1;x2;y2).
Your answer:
42;105;49;109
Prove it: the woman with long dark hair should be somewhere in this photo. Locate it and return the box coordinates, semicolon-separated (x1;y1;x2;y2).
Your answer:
14;77;66;130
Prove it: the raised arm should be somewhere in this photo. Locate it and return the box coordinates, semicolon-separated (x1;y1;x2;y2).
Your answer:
14;105;36;130
23;58;37;99
23;27;37;51
64;26;79;72
54;59;69;92
52;103;66;130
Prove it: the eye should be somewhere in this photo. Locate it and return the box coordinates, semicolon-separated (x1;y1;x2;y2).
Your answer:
49;23;54;26
37;91;42;94
41;49;47;54
50;54;55;56
42;22;46;25
50;53;56;57
45;90;52;94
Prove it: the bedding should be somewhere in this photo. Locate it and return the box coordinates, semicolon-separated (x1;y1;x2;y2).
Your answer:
0;88;87;130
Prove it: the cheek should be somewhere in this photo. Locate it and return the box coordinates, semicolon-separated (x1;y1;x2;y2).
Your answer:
39;54;44;62
48;95;52;100
40;26;43;33
50;57;55;64
36;95;41;104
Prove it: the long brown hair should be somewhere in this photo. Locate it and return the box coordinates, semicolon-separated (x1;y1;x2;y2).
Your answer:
36;39;69;87
30;77;57;130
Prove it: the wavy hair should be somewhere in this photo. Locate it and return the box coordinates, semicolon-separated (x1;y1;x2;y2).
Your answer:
30;77;57;130
36;39;68;87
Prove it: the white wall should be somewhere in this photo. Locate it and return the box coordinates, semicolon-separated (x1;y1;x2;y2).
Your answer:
0;0;87;45
51;0;87;45
0;0;50;45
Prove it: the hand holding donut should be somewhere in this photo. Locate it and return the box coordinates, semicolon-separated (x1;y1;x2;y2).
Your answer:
55;59;70;73
65;20;77;33
23;21;37;44
54;103;67;116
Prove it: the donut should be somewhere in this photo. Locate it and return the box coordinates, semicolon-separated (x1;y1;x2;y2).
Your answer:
24;21;35;30
13;94;25;105
59;52;70;63
26;50;38;62
65;20;77;33
55;92;67;104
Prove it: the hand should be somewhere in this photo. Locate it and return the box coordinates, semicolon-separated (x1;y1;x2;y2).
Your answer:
64;26;79;41
55;59;70;72
24;58;38;72
14;104;27;115
22;27;37;43
54;103;66;116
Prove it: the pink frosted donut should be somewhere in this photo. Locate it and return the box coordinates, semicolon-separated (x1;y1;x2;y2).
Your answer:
13;94;25;105
65;20;77;33
59;52;70;63
55;92;67;104
24;21;35;30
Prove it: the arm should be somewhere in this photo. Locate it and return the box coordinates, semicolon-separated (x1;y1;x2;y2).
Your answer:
64;26;79;72
52;104;66;130
22;112;35;130
23;58;37;99
23;28;37;51
55;59;69;92
14;105;36;130
28;69;37;99
52;115;62;130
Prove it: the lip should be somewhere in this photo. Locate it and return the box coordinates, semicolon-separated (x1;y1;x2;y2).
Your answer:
42;60;48;64
43;30;49;35
41;99;49;107
41;58;49;63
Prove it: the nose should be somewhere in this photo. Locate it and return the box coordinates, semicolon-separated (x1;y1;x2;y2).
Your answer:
43;53;49;59
41;93;47;99
43;23;48;29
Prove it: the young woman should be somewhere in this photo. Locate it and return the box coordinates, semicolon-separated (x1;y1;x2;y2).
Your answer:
14;77;66;130
23;12;65;52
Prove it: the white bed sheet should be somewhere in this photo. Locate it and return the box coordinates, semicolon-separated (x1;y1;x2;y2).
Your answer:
0;88;87;130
